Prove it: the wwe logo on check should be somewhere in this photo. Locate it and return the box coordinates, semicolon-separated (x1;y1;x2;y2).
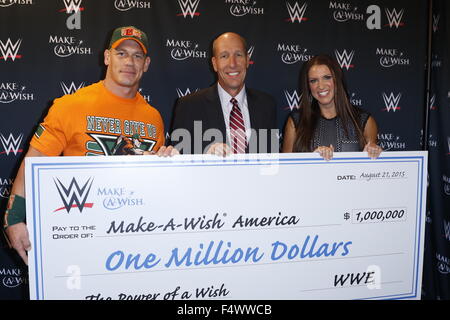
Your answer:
0;39;22;61
385;8;404;28
286;1;307;23
178;0;200;18
335;50;355;70
382;92;402;112
61;82;85;95
0;133;23;156
63;0;83;13
54;177;94;213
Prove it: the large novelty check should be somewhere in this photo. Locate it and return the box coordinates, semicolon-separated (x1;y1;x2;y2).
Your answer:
25;151;427;300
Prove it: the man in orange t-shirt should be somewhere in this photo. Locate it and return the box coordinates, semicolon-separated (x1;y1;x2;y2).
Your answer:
3;26;176;264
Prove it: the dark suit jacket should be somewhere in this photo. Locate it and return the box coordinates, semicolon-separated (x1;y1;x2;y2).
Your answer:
168;84;279;154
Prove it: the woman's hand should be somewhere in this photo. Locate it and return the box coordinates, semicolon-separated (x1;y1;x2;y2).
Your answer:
364;142;382;159
314;144;334;161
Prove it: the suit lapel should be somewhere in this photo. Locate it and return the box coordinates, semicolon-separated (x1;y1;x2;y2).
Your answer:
205;84;227;135
246;87;260;130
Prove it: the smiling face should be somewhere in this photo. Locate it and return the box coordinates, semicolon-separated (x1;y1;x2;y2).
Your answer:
211;33;249;97
104;39;150;98
308;64;336;111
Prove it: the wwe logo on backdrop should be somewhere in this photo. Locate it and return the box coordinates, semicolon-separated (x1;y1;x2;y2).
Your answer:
385;8;404;28
444;221;450;241
335;50;355;70
61;82;85;95
286;1;307;23
0;133;23;156
247;46;255;64
53;177;94;213
429;94;436;110
0;39;22;61
284;90;301;111
63;0;82;13
176;88;198;98
177;0;200;18
382;92;402;112
447;137;450;155
433;14;440;32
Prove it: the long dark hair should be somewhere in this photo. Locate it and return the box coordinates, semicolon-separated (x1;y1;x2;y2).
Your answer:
293;54;366;152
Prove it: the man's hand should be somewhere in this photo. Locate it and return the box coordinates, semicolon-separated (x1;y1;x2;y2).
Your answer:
143;146;179;157
206;143;232;157
5;223;30;265
156;145;179;157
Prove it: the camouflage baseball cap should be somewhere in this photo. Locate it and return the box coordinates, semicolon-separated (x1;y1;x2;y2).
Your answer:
109;26;149;54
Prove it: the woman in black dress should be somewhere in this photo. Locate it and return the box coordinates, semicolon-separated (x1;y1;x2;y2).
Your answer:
282;54;382;160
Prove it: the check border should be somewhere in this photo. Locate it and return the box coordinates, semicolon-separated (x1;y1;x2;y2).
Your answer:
28;154;426;300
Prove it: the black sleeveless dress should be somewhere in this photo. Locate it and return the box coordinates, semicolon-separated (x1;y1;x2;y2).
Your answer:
289;107;370;152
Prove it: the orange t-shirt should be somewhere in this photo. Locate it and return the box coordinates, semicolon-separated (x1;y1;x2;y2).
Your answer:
31;81;164;156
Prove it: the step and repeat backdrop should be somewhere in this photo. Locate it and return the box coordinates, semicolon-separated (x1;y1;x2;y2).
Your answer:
1;0;447;300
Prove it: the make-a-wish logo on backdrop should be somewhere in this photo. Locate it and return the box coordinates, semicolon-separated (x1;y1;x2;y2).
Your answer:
349;92;362;107
285;1;308;23
436;253;450;275
114;0;151;11
329;1;364;23
366;5;405;30
0;177;13;199
177;0;200;18
334;49;355;70
97;186;144;211
381;92;402;112
443;175;450;196
59;0;84;30
138;88;151;103
427;133;437;148
225;0;264;17
377;132;406;150
53;177;94;213
0;0;33;8
0;268;28;289
0;133;23;156
277;43;313;64
0;82;34;104
283;89;301;111
166;39;207;61
376;48;410;68
176;87;198;98
61;81;85;95
49;35;92;58
432;54;442;68
0;38;22;62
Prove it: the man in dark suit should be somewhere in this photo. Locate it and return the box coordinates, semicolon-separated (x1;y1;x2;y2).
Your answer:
169;32;279;155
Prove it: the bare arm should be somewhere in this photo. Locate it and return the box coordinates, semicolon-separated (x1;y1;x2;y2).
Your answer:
282;116;296;153
363;116;382;159
4;146;46;265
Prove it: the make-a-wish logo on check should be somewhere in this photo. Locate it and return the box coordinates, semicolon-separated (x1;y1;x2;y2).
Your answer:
97;187;144;210
53;177;94;213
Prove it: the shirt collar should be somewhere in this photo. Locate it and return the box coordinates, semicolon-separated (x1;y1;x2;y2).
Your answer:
217;83;246;109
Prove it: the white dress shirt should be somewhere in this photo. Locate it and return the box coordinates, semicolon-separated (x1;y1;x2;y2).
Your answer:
217;83;252;145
